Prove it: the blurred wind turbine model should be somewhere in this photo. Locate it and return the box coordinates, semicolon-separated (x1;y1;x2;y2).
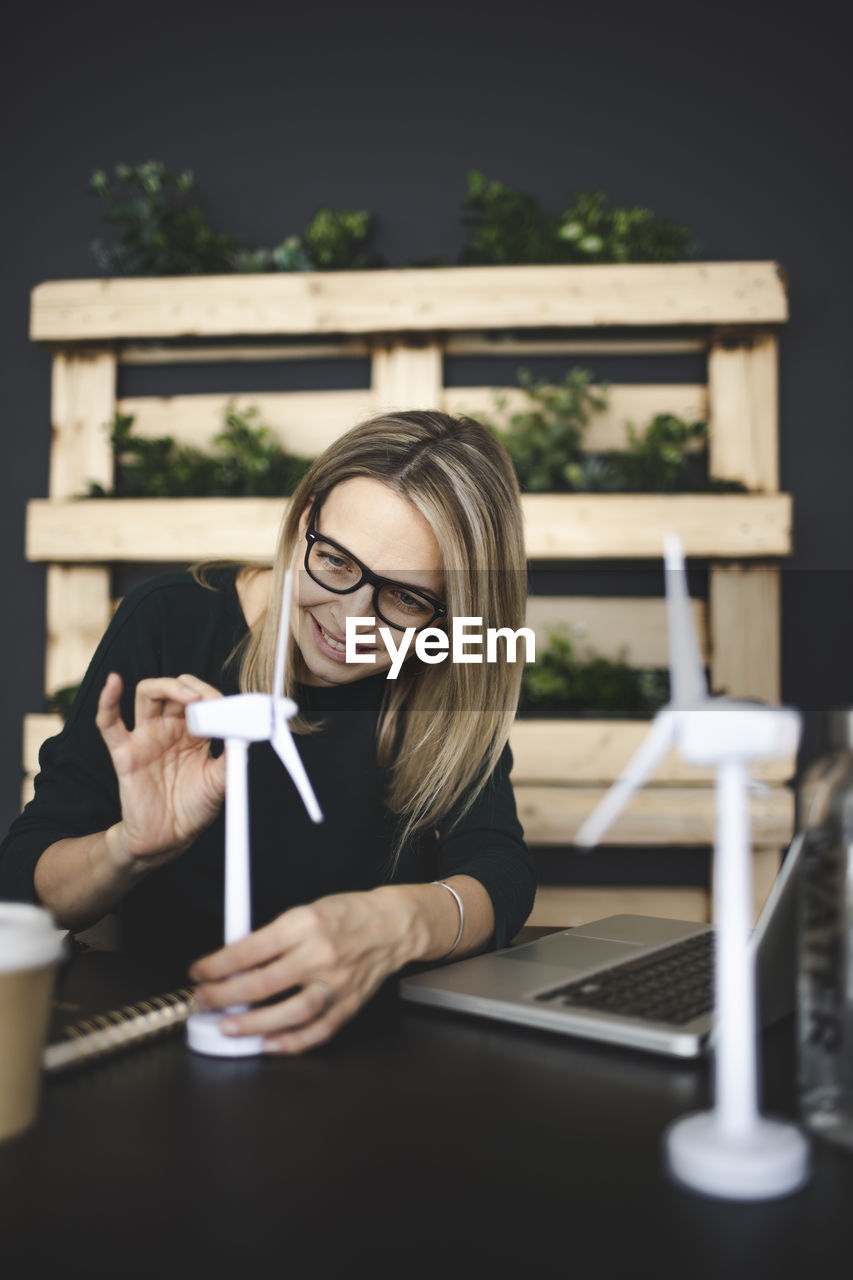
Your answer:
184;568;323;1057
575;533;810;1200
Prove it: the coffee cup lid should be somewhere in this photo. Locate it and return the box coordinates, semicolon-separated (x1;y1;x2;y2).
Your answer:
0;903;65;971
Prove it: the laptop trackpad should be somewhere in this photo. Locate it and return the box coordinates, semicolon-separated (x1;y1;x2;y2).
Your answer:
497;933;641;972
572;915;704;946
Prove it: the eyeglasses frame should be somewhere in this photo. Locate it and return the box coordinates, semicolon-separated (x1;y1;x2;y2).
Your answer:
303;512;448;633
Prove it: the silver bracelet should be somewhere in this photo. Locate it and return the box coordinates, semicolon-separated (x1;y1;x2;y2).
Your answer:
432;880;464;960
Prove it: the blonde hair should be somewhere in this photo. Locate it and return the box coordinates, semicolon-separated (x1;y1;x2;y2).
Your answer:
240;411;527;855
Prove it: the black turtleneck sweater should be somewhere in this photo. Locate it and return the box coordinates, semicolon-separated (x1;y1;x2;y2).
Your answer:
0;569;536;965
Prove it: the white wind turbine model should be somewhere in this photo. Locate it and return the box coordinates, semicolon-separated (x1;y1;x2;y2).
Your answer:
184;568;323;1057
574;534;810;1200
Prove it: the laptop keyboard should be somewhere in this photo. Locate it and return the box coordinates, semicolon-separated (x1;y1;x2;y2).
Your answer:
534;930;715;1026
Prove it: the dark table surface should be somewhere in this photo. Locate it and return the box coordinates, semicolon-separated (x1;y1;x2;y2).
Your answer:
1;937;851;1279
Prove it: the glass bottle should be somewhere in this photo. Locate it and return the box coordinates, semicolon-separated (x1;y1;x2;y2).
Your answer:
797;709;853;1147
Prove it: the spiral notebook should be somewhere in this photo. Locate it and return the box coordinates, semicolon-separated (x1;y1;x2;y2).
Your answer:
44;948;197;1073
44;987;196;1072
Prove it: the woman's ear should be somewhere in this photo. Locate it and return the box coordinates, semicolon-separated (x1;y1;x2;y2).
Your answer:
297;495;316;540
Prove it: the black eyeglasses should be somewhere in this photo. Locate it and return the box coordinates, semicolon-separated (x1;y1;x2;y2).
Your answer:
303;512;447;633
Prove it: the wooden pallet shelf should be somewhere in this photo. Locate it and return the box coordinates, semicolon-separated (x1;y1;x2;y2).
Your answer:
22;712;795;846
514;784;792;848
30;263;788;341
115;383;709;455
508;719;794;786
23;715;796;788
21;709;792;925
26;492;792;563
24;263;795;927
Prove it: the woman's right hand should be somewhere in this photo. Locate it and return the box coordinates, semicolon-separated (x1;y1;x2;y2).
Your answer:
95;671;227;871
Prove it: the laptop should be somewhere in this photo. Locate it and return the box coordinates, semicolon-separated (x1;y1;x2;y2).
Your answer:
399;834;803;1059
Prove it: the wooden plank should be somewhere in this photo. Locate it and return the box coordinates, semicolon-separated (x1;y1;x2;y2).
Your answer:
20;705;791;925
522;493;792;558
45;566;113;694
371;341;444;410
27;497;283;562
22;713;63;810
708;333;779;490
49;347;117;497
30;263;789;342
528;870;773;927
709;564;781;703
509;720;795;785
524;595;708;667
117;390;375;456
26;493;793;563
445;384;708;452
120;340;372;364
46;347;116;711
23;714;63;774
446;336;708;357
21;711;794;791
116;383;708;458
514;784;794;846
527;886;710;928
119;335;706;364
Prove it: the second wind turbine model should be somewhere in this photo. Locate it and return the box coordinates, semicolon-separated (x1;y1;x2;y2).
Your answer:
574;534;811;1200
185;568;323;1057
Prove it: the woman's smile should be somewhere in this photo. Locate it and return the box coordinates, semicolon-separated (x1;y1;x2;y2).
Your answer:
293;476;444;686
310;614;371;662
315;617;345;652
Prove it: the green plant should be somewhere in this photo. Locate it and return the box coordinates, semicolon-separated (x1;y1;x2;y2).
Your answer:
483;369;744;493
234;209;381;273
302;207;383;270
45;684;81;721
519;627;670;717
460;170;556;265
616;415;711;491
556;190;695;264
89;162;240;275
89;163;381;276
567;414;711;493
482;368;608;492
458;172;695;267
576;415;745;493
234;236;313;273
89;405;315;498
87;162;699;276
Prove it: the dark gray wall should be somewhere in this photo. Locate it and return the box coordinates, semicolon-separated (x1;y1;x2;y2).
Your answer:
1;0;850;839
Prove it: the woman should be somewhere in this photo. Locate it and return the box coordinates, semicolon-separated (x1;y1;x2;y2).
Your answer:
0;411;536;1053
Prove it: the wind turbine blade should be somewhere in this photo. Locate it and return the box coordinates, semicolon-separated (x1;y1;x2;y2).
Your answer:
574;711;678;848
272;568;294;698
271;722;324;824
663;533;707;707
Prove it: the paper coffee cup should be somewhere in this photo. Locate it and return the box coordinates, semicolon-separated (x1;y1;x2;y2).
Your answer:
0;903;65;1142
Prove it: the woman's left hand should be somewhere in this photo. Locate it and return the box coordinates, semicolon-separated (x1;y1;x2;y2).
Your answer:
188;888;420;1054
